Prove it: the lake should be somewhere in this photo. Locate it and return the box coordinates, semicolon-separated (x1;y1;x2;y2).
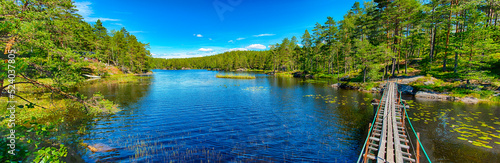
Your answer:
74;70;499;162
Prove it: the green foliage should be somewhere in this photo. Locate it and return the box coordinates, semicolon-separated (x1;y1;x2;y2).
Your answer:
0;1;153;162
149;0;499;92
87;92;120;115
33;145;68;163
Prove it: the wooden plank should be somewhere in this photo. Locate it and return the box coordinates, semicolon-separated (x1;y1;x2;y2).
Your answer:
377;82;392;163
386;84;395;163
392;83;404;163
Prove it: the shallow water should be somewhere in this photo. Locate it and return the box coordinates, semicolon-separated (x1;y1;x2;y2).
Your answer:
74;70;499;162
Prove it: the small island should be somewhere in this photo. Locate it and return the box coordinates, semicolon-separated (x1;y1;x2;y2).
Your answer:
216;74;256;79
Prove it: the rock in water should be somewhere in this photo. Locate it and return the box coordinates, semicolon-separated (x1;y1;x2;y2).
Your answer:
398;84;415;95
83;143;116;153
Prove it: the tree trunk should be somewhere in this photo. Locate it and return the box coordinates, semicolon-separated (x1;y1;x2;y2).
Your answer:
363;67;367;83
454;6;460;73
443;1;453;72
0;79;3;97
430;25;436;63
495;13;498;26
384;58;388;81
397;48;400;74
337;51;340;81
405;51;408;74
391;58;396;77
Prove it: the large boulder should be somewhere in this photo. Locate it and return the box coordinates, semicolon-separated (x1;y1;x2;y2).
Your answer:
340;75;350;81
460;97;479;104
398;76;424;84
424;81;434;85
415;91;457;101
292;71;303;78
398;84;415;95
236;68;247;71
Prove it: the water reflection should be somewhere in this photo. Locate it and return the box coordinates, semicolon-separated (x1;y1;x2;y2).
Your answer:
73;70;499;162
404;98;500;162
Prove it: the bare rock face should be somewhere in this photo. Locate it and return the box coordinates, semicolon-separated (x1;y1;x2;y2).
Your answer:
423;81;435;85
415;91;453;101
415;91;479;104
397;76;425;84
236;68;247;71
460;97;479;104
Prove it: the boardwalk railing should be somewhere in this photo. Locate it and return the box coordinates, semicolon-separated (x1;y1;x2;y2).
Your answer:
358;82;419;163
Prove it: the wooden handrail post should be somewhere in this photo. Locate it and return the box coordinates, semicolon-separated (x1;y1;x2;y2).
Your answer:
363;123;372;163
417;132;421;163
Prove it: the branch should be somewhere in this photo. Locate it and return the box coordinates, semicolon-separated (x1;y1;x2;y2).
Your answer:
18;73;97;109
12;94;48;110
0;82;34;93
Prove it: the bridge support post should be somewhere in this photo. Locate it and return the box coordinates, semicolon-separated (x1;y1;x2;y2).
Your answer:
371;102;379;118
417;132;421;163
363;123;372;163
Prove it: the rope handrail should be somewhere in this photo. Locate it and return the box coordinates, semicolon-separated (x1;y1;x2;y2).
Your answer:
398;88;432;163
356;82;388;163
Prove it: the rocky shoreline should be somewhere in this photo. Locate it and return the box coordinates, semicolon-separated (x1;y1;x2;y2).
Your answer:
331;81;483;104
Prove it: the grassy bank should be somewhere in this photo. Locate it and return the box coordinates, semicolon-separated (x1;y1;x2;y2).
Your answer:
0;72;147;162
261;67;499;104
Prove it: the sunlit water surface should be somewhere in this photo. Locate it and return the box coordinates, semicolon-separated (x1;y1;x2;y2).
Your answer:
73;70;499;162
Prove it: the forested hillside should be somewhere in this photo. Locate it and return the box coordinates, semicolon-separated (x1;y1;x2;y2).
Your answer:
155;0;500;83
0;0;153;161
1;0;153;104
1;0;153;83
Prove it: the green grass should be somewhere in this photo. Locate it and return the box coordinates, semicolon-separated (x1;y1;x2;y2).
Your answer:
275;72;293;77
216;74;256;79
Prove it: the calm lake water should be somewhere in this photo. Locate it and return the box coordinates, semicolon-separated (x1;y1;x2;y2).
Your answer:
74;70;500;162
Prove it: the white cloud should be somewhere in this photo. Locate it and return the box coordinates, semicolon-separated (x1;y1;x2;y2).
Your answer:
228;48;248;52
228;40;234;43
87;18;120;22
196;34;203;37
209;38;213;40
254;34;275;37
153;52;203;59
75;2;92;17
246;44;267;50
158;55;203;59
112;23;123;26
297;44;303;47
129;31;144;34
236;38;245;40
75;2;119;22
198;48;214;52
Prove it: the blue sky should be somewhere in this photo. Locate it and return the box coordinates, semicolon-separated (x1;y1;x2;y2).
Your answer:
74;0;358;58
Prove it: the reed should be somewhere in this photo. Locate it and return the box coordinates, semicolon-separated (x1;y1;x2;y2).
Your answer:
216;74;256;79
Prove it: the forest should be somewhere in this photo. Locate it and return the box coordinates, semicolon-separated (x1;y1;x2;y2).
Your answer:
1;0;153;161
154;0;500;84
0;0;499;162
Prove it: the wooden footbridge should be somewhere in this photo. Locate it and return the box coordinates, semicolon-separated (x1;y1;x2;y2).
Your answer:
357;82;430;163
